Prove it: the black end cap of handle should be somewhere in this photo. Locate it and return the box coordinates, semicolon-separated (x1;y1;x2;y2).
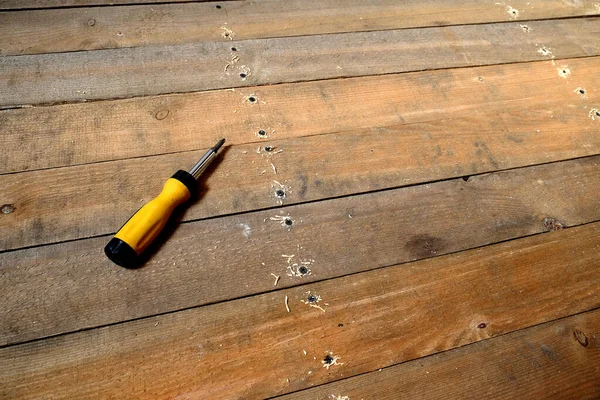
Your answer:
171;170;198;199
105;238;139;268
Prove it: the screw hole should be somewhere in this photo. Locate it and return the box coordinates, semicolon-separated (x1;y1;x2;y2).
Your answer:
284;218;293;226
323;355;334;364
579;89;585;95
298;266;308;275
231;47;237;52
240;73;247;79
248;96;256;103
1;204;15;214
307;294;318;303
275;189;285;198
215;4;221;9
258;129;267;136
264;145;274;152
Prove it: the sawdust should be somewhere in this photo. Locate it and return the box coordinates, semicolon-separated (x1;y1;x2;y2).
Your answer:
271;273;280;286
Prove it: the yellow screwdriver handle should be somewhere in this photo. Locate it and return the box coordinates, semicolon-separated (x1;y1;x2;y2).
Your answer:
105;138;225;268
115;178;190;254
105;170;198;268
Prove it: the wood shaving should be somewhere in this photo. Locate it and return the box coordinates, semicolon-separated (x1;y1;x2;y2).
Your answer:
270;273;280;286
285;295;290;312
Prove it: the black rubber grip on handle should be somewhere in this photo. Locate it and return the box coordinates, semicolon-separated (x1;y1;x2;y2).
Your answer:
104;238;139;268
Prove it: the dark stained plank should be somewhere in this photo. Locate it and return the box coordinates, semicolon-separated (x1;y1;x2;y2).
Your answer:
3;56;600;175
1;17;599;106
277;309;600;400
2;0;599;54
0;0;222;9
1;156;599;346
1;221;599;399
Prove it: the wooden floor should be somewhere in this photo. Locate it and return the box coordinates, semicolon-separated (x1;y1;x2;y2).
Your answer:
1;1;600;398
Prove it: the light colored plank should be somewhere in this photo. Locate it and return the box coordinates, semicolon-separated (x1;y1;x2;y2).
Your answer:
1;17;599;106
3;56;600;250
278;309;600;400
3;56;600;175
1;156;599;346
1;222;599;399
0;0;223;9
1;0;599;54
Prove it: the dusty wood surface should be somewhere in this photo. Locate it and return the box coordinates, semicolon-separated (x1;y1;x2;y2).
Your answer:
2;17;599;107
2;2;599;398
3;106;600;251
2;156;599;346
0;0;224;9
278;309;600;400
2;56;599;175
2;0;599;55
2;222;599;399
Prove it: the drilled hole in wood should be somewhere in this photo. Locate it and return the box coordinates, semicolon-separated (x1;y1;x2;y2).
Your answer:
307;294;318;303
231;47;237;52
275;189;285;198
1;204;15;214
323;355;334;365
240;73;247;79
284;218;293;226
579;89;585;95
298;266;309;275
264;145;274;152
215;4;222;9
248;96;256;102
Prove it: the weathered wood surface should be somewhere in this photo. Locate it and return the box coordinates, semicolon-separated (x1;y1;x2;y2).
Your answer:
3;104;600;251
0;0;226;10
2;17;599;106
2;156;599;346
2;0;599;54
1;222;599;399
278;309;600;400
3;56;599;175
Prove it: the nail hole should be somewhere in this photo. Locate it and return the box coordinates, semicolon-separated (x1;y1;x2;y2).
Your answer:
477;323;487;329
240;73;247;79
231;47;237;52
284;218;293;226
215;4;222;9
1;204;15;214
323;355;334;365
275;189;285;198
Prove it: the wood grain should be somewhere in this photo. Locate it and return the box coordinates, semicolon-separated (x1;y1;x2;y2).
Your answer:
3;56;600;175
2;156;599;346
278;309;600;400
3;103;600;251
2;0;599;54
0;0;224;10
1;17;599;106
1;222;599;399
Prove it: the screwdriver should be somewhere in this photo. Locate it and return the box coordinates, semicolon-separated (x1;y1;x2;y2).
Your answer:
105;139;226;268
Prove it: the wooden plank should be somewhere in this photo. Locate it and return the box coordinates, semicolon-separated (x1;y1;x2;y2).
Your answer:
1;156;599;346
0;0;222;10
1;222;599;399
3;106;600;251
278;309;600;400
3;56;600;175
1;17;599;106
2;0;599;54
2;56;600;250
